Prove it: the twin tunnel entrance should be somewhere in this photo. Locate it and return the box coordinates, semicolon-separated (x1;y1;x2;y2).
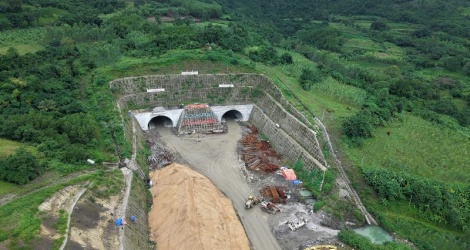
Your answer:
148;110;243;130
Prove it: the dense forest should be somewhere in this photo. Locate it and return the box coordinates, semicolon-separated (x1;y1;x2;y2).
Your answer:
0;0;469;249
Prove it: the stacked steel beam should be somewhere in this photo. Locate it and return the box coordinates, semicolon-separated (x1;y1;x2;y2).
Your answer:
240;126;280;173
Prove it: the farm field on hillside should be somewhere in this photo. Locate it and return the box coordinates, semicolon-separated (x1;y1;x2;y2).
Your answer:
0;138;37;157
346;114;470;183
0;27;46;55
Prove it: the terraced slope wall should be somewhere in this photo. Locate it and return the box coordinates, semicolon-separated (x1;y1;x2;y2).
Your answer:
111;74;327;170
252;95;327;170
122;175;152;250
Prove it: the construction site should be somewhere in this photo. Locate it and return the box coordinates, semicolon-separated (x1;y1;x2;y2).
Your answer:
109;74;378;250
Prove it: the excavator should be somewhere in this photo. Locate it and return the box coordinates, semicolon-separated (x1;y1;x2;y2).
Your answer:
245;195;261;209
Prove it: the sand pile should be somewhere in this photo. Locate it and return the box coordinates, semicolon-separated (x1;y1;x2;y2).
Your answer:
148;163;250;250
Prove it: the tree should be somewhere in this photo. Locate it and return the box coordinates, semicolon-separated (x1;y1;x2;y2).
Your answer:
59;113;99;145
412;27;432;38
370;21;387;31
0;147;41;185
343;113;373;138
463;62;470;76
299;68;321;90
280;53;293;64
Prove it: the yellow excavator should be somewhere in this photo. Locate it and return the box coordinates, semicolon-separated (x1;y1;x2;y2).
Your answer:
245;195;261;209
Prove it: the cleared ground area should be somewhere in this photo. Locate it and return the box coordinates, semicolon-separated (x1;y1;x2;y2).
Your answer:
149;120;282;250
148;163;250;249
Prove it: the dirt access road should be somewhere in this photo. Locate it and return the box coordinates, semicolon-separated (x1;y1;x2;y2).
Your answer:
151;120;281;250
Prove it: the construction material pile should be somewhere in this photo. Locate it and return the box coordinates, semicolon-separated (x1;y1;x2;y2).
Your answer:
177;103;225;134
260;185;288;203
147;139;174;170
240;126;280;173
148;163;250;250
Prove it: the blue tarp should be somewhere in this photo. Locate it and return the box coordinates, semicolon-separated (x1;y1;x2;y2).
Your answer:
291;180;302;185
115;218;123;226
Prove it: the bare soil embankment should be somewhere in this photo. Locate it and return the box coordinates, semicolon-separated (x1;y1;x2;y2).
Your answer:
148;163;250;250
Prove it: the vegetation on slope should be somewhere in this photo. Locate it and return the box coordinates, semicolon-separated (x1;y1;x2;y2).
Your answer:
0;0;469;249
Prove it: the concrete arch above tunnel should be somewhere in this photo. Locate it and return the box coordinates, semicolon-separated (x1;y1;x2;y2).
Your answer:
148;116;174;130
222;110;243;122
212;104;253;123
133;108;183;131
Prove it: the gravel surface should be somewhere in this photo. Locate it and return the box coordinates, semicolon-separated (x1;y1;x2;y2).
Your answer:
148;120;344;250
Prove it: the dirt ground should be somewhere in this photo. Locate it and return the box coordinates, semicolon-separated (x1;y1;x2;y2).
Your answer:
65;191;121;249
148;119;345;250
35;185;85;250
148;163;250;250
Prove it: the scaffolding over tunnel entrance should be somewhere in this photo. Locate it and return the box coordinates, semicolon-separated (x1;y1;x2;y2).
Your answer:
177;104;225;134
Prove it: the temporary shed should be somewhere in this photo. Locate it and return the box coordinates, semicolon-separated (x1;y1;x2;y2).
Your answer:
282;169;297;181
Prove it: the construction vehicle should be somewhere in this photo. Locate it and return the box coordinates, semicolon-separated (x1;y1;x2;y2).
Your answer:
245;195;261;209
260;201;280;214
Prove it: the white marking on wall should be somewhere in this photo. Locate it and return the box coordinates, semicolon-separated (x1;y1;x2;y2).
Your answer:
219;84;234;88
147;88;165;92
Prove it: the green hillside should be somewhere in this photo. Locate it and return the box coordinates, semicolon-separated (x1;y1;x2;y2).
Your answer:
0;0;469;249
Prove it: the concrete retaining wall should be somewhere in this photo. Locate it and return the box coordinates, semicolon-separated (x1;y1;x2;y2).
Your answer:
112;74;326;170
249;106;326;171
254;95;327;168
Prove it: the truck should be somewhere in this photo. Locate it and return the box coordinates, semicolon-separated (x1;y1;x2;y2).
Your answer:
260;201;280;214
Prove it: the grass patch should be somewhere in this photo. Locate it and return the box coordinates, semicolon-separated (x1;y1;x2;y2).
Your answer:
0;171;90;203
372;200;469;249
0;44;44;55
97;49;255;79
0;181;18;196
55;210;68;235
0;138;37;157
0;27;47;46
0;27;46;55
0;173;95;248
310;77;367;107
90;169;124;198
346;114;470;184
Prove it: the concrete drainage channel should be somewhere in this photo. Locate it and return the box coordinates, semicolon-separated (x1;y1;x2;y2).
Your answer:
59;185;90;250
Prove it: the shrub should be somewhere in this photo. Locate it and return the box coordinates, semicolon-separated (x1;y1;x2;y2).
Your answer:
313;200;326;211
370;21;388;31
0;147;42;185
342;113;373;138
